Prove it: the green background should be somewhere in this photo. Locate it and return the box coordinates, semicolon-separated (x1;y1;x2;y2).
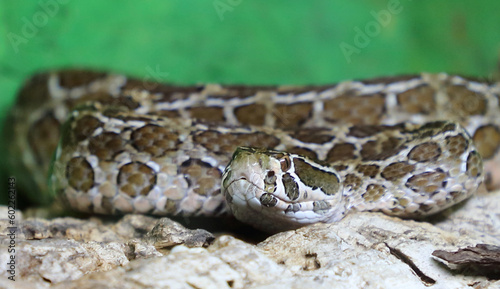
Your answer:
1;0;500;206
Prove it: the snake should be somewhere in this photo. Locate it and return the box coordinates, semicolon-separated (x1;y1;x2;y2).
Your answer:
6;70;500;233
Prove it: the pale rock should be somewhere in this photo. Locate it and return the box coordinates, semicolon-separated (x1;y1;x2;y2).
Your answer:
0;189;498;288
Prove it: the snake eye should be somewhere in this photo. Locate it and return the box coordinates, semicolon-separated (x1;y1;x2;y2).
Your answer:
280;155;291;171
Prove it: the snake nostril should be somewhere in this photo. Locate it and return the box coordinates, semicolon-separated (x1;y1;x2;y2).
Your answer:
265;170;277;185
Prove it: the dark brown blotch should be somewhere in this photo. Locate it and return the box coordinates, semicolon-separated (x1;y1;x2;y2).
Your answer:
58;70;107;88
347;125;401;138
289;128;334;144
408;142;442;162
117;162;157;197
234;104;267;126
362;184;385;202
356;164;380;178
396;84;436;114
66;157;95;192
194;130;280;155
73;115;103;142
405;171;446;194
70;93;139;111
344;174;362;191
180;159;222;196
360;138;405;161
466;151;483;178
28;113;61;165
274;102;313;129
447;85;487;116
286;147;318;160
326;143;356;162
472;125;500;160
188;106;225;123
131;124;179;157
17;72;51;106
381;162;415;181
445;134;469;158
323;93;386;124
89;132;125;160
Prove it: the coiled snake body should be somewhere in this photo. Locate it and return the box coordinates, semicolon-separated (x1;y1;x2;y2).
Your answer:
7;70;500;232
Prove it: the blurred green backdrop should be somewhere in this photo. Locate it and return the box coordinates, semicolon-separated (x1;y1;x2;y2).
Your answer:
1;0;499;205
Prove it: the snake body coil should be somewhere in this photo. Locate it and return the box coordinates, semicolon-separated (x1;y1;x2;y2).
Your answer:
7;70;500;232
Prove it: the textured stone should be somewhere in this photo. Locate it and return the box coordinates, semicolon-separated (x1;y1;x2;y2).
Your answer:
0;189;498;288
432;244;500;279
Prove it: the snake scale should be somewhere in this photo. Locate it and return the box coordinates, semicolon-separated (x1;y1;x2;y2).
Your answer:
7;70;500;232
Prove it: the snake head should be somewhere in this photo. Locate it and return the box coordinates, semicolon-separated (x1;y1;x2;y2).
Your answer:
222;147;347;233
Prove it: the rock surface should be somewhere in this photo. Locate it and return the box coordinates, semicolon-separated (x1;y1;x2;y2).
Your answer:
433;244;500;279
0;190;499;289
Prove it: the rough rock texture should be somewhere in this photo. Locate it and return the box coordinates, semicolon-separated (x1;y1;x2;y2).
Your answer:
433;244;500;279
0;190;499;289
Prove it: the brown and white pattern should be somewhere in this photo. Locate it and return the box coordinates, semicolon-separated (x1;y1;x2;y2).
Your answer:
222;122;482;232
6;70;500;232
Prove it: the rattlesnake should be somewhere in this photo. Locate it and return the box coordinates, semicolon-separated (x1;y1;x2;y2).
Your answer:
7;70;500;232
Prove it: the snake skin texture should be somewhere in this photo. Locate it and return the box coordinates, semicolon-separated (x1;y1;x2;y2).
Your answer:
6;70;500;232
222;122;482;232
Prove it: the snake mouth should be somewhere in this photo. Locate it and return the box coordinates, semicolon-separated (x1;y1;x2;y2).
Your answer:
222;172;304;213
224;176;300;208
223;176;265;198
